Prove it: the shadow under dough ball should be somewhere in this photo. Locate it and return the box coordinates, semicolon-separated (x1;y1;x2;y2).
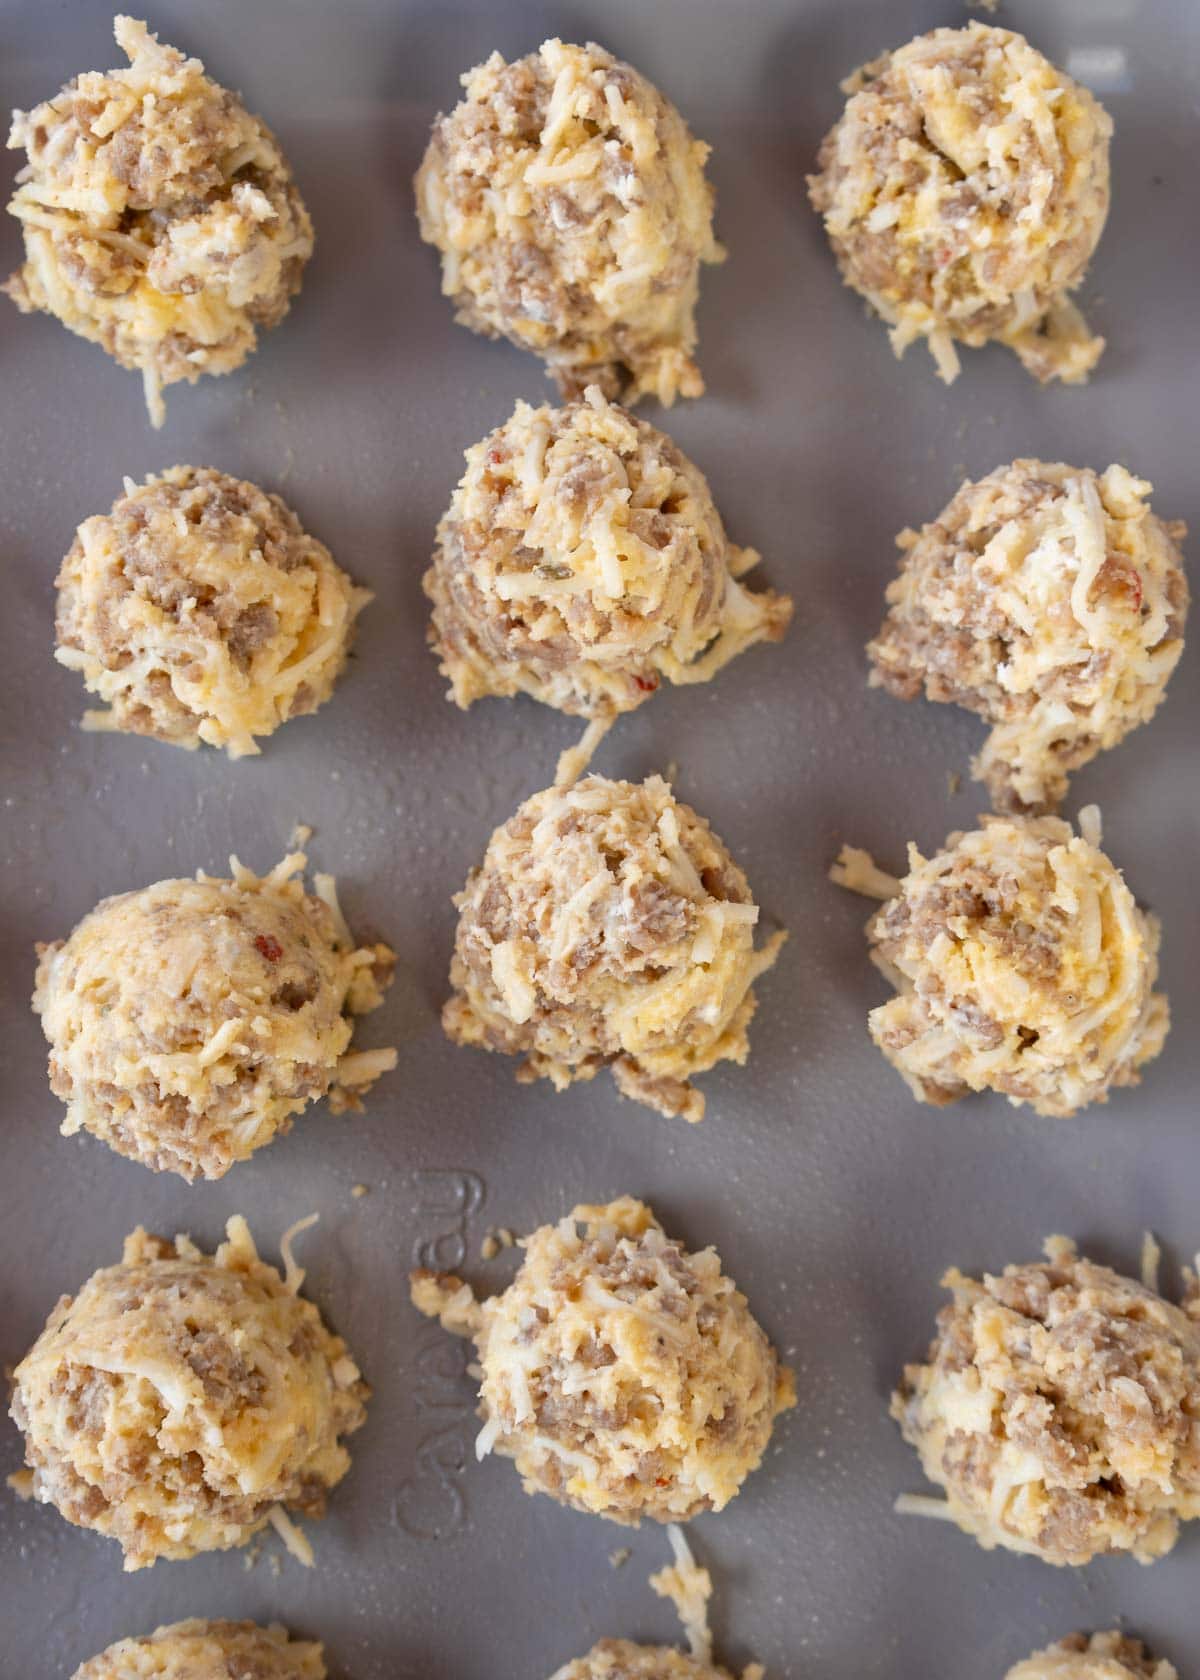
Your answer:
73;1621;326;1680
11;1218;368;1571
412;1196;795;1525
416;38;722;405
868;461;1188;813
56;467;371;758
835;811;1168;1118
443;774;786;1122
33;851;396;1180
1005;1633;1178;1680
894;1238;1200;1565
426;386;792;782
808;22;1111;384
5;16;313;426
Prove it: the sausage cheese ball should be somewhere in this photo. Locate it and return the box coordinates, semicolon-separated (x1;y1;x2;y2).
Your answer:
416;39;722;405
808;23;1112;384
426;389;792;775
1005;1633;1178;1680
5;17;313;426
550;1641;739;1680
413;1198;794;1524
73;1620;326;1680
868;462;1189;813
444;775;786;1122
33;850;396;1181
893;1237;1200;1566
56;467;372;759
11;1217;368;1571
835;813;1168;1118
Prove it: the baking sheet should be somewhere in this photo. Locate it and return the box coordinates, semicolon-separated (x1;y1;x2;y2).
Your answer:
1;1;1197;1674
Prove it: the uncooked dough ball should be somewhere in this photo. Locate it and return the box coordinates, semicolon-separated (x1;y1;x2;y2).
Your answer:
893;1237;1200;1566
11;1217;368;1571
426;389;792;750
808;23;1111;384
550;1641;734;1680
868;462;1189;812
412;1197;795;1524
849;813;1168;1117
5;17;313;426
444;775;786;1122
416;39;722;405
33;851;396;1180
1005;1633;1178;1680
73;1620;326;1680
56;467;371;758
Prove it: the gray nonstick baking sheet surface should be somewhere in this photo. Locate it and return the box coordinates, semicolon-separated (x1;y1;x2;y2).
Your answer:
1;1;1197;1675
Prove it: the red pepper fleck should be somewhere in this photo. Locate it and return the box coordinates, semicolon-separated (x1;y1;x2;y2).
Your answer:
654;1476;671;1487
488;448;505;465
633;673;659;694
254;934;283;963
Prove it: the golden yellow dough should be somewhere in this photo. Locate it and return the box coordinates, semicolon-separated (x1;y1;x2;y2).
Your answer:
443;775;786;1122
5;17;313;426
835;813;1168;1117
12;1218;368;1571
808;23;1111;384
417;39;722;405
33;850;396;1180
412;1196;795;1525
1005;1633;1178;1680
426;389;791;768
550;1642;736;1680
56;467;371;758
894;1237;1200;1566
868;462;1188;812
73;1620;326;1680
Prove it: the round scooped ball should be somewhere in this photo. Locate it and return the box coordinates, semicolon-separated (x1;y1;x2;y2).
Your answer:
73;1620;326;1680
412;1197;795;1525
443;775;786;1122
5;17;313;426
33;852;395;1180
868;461;1188;812
550;1641;734;1680
862;813;1168;1118
55;467;370;758
416;39;722;405
426;388;791;724
1005;1633;1178;1680
12;1218;368;1571
893;1237;1200;1566
808;23;1111;384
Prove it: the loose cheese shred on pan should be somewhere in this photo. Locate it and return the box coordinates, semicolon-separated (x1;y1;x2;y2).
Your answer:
828;845;901;901
266;1503;315;1568
893;1492;956;1520
650;1524;714;1663
279;1214;320;1296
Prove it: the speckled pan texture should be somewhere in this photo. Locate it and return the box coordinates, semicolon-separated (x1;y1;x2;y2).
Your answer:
0;2;1196;1677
